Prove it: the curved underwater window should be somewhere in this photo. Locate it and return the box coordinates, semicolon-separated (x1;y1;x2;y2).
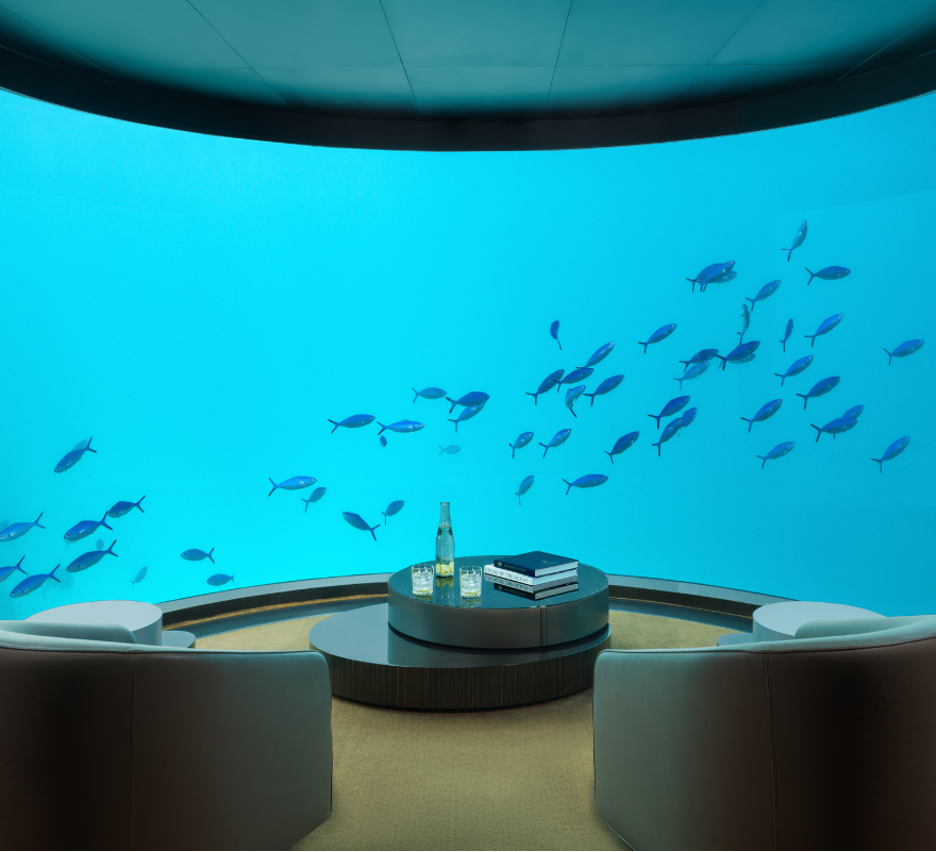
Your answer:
2;89;936;617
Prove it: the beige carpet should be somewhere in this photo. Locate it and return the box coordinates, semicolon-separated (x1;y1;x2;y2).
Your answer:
197;610;733;851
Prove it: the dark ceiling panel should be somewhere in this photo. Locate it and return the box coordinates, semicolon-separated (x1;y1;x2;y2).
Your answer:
407;66;554;115
0;0;246;69
190;0;402;69
841;11;936;78
547;65;704;115
2;0;936;149
558;0;763;66
0;3;115;79
257;66;419;116
689;63;847;104
106;65;289;108
713;0;935;67
383;0;571;67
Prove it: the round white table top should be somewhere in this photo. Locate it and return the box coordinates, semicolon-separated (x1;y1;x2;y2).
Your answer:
753;601;881;642
26;599;163;640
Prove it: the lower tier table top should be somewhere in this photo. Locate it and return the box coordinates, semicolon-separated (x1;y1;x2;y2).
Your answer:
310;603;612;710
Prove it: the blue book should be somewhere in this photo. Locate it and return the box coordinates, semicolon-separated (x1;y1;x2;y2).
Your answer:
493;551;578;577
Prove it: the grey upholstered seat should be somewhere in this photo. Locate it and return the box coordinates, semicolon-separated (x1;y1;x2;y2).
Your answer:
0;619;332;850
593;614;936;850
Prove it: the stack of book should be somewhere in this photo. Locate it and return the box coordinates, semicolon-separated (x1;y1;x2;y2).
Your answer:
484;551;578;600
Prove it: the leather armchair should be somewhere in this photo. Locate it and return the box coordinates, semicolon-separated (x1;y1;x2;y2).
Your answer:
0;619;332;850
593;615;936;850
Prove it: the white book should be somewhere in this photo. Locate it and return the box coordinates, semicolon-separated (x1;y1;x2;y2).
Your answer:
484;564;577;586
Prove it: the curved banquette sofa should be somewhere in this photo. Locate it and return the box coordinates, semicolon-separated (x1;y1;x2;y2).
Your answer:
0;619;332;851
594;614;936;850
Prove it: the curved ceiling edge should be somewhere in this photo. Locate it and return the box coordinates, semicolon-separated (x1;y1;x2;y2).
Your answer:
2;45;936;152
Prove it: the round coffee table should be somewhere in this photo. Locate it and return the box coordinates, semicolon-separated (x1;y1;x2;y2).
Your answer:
753;601;881;642
310;556;611;710
26;599;164;645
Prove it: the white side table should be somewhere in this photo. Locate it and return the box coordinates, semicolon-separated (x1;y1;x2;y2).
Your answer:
753;601;881;642
27;600;164;645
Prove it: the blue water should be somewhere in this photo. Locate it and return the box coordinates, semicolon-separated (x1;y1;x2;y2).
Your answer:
2;89;935;618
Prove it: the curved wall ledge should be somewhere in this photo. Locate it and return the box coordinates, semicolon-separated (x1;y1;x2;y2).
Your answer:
160;572;791;637
3;43;936;151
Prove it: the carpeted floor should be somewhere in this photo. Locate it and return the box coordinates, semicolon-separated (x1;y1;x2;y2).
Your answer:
197;610;733;851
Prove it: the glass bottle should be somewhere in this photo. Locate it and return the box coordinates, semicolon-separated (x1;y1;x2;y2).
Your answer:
435;502;455;583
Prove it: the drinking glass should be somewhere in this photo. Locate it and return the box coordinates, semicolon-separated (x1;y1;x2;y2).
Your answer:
411;562;434;597
459;564;482;600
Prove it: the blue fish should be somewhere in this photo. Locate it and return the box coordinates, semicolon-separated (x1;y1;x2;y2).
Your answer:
884;339;924;365
716;340;759;370
302;486;327;511
108;496;145;518
328;414;375;433
687;261;735;293
64;513;113;543
54;437;97;474
805;313;843;348
739;304;751;344
182;547;215;564
268;475;316;497
796;376;840;409
526;369;564;404
446;391;490;413
10;564;60;598
207;573;235;587
377;419;424;435
557;367;593;390
775;354;813;386
805;265;850;286
539;428;571;458
550;320;561;350
741;399;782;433
678;408;698;434
780;318;794;352
745;280;781;312
379;435;388;447
565;385;586;418
782;220;807;262
0;513;45;542
342;512;379;541
562;474;608;495
449;404;484;432
757;441;795;469
638;324;676;354
0;556;26;584
412;386;446;403
679;349;719;371
673;362;709;391
648;396;689;430
67;540;117;573
605;432;639;463
515;475;534;505
509;431;534;459
383;500;405;525
652;418;682;456
584;374;624;406
842;404;865;420
131;566;148;585
438;445;461;456
582;342;615;369
872;436;910;473
811;416;858;442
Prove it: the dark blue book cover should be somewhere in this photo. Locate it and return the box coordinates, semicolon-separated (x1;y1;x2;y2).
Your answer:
493;551;578;577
